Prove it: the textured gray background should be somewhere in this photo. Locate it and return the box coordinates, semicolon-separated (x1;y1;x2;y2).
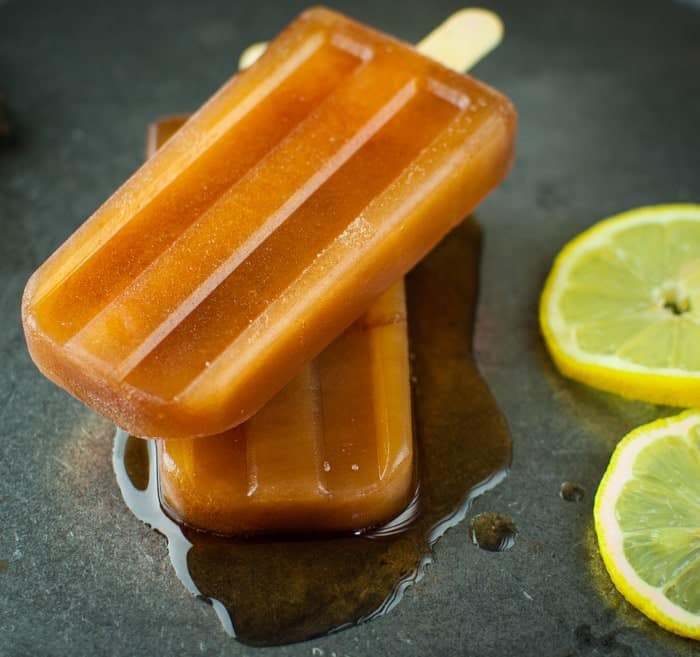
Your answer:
1;0;699;655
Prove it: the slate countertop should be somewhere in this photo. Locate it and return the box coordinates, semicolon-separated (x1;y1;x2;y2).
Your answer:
1;0;699;655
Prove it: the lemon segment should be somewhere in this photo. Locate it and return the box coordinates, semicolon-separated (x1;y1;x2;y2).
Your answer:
540;204;700;406
594;410;700;638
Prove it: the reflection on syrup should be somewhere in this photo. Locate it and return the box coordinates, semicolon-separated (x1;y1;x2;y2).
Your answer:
113;218;512;646
123;433;149;491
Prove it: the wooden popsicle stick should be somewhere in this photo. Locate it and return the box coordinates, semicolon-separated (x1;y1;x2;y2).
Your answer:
238;41;268;70
238;8;503;73
417;8;503;72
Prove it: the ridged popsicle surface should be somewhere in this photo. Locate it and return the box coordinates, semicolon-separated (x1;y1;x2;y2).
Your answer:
23;7;516;437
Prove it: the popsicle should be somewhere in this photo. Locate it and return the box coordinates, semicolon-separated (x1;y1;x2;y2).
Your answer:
156;12;503;535
22;6;516;438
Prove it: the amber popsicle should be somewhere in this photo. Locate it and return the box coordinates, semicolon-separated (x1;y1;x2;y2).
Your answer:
22;7;516;438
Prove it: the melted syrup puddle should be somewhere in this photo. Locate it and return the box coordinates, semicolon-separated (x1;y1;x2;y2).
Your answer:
113;218;511;646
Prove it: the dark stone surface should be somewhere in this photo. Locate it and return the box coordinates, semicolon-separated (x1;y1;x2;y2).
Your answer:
1;0;699;655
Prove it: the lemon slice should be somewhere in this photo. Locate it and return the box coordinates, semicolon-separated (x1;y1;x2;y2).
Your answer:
540;204;700;406
594;409;700;638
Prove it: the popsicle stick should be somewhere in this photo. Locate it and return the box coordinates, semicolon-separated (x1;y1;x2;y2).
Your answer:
238;8;503;74
417;8;503;73
239;42;268;69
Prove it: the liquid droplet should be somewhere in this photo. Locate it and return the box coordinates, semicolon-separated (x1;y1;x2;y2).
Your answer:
559;482;585;502
468;512;517;552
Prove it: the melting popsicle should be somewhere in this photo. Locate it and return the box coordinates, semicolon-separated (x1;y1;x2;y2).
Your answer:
156;11;504;535
22;7;516;438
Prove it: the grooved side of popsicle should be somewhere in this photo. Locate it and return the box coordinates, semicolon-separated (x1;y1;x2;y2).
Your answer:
28;27;339;316
33;41;364;347
125;84;459;400
64;63;418;379
245;364;326;499
175;100;514;429
368;284;412;480
22;6;516;437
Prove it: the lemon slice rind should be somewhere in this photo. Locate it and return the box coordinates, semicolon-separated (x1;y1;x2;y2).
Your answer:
540;204;700;406
594;409;700;639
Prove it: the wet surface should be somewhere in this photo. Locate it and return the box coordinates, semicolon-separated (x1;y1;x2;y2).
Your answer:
2;0;699;655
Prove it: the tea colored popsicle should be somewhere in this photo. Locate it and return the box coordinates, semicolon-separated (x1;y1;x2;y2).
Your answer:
22;7;516;438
